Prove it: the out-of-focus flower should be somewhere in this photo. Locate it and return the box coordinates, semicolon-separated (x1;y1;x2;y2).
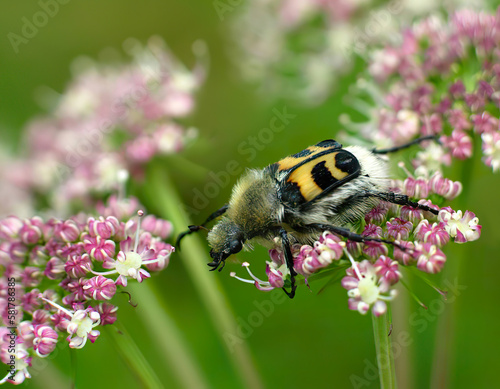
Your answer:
393;240;416;266
0;37;206;218
365;203;389;225
230;0;483;105
428;172;462;200
481;132;500;172
0;343;32;385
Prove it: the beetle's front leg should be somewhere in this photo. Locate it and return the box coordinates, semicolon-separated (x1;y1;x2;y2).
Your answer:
278;228;297;299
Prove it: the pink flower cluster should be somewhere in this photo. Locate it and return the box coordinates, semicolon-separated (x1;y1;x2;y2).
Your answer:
1;37;206;217
361;8;500;173
0;196;173;384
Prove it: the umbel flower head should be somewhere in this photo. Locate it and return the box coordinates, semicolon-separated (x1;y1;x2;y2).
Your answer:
346;8;500;174
0;196;174;384
230;163;481;316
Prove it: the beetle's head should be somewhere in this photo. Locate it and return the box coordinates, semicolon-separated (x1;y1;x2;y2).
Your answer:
207;218;245;271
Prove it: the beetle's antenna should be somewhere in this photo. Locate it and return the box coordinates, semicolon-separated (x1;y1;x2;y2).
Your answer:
176;204;229;250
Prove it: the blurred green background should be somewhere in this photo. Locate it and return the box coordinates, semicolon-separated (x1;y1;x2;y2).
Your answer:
1;1;500;388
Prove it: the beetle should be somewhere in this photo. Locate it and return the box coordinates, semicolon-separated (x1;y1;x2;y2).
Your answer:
177;137;438;298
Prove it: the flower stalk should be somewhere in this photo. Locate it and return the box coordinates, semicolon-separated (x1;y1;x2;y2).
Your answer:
372;306;397;389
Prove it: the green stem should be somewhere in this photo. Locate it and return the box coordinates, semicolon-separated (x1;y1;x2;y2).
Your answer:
392;285;413;389
145;164;264;389
129;282;210;389
372;306;397;389
107;322;165;389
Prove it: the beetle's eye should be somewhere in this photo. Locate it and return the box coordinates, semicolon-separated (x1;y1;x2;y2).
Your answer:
230;240;242;253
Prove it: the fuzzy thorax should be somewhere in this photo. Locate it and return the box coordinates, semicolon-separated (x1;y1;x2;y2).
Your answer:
228;170;281;232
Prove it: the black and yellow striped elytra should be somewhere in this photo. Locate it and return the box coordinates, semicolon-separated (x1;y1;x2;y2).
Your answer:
267;140;361;208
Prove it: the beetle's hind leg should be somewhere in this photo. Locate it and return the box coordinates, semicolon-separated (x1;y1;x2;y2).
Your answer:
297;223;407;251
364;191;439;215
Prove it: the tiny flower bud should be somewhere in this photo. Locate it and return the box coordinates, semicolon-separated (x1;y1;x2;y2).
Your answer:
87;216;120;239
414;220;450;246
385;218;413;241
362;224;383;238
83;276;117;301
415;243;446;273
32;325;58;358
54;220;81;242
374;256;401;285
363;241;388;260
393;241;416;266
64;254;91;278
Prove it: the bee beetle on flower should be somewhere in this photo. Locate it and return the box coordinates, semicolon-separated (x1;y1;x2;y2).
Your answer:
177;137;476;302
